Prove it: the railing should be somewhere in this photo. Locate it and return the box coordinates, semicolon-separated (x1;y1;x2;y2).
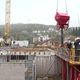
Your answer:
56;48;80;64
69;48;80;63
0;55;35;64
70;56;80;61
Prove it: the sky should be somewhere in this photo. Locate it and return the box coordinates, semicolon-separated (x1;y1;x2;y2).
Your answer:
0;0;80;27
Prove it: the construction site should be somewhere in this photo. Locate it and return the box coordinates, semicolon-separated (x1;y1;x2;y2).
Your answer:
0;0;80;80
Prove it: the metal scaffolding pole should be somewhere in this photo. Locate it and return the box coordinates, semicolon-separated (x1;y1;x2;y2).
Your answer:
61;28;64;46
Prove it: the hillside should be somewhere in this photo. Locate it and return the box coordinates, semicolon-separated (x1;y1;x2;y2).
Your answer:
0;24;80;42
0;24;56;40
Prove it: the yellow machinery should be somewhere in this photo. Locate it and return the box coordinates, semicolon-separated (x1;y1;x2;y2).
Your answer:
69;48;80;64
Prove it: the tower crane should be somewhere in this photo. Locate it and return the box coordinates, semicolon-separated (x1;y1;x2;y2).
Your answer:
3;0;11;46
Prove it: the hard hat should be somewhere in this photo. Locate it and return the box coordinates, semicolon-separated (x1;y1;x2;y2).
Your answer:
75;37;80;41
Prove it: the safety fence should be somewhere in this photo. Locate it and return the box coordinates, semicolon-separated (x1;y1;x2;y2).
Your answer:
56;48;80;64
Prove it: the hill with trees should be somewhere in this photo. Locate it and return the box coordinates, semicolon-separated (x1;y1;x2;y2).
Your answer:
0;24;79;42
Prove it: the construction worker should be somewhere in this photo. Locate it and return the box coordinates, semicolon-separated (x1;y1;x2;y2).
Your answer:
63;40;72;59
67;40;72;50
74;37;80;61
63;41;70;56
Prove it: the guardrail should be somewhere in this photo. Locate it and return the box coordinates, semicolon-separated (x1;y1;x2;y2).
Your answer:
56;48;80;64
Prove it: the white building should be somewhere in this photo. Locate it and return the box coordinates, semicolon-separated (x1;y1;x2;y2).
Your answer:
12;40;29;47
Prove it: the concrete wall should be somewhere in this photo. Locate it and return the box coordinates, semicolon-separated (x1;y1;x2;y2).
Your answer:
0;63;25;80
0;52;61;80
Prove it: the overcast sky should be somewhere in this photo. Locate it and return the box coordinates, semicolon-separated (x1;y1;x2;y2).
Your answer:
0;0;80;27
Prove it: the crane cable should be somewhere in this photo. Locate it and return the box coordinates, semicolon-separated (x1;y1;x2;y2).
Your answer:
56;0;68;13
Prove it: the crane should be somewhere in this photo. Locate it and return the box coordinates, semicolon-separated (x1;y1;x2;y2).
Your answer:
3;0;11;46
